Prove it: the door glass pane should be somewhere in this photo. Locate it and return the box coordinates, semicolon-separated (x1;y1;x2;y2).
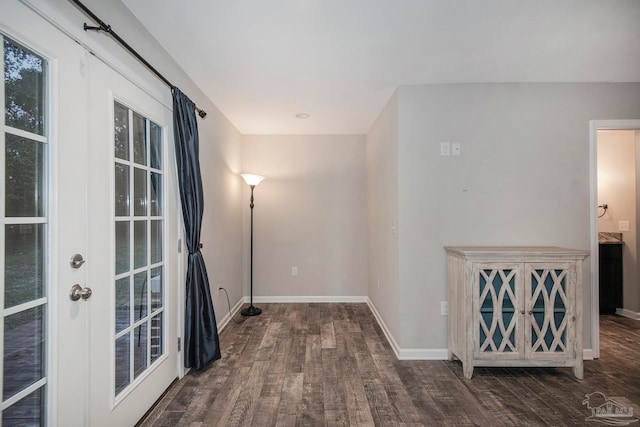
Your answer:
113;103;165;397
133;167;146;216
150;220;162;265
114;163;129;216
3;306;44;400
150;313;163;364
5;134;45;217
134;272;147;322
114;102;129;160
132;112;146;165
2;387;44;427
4;224;44;308
134;323;148;379
150;122;162;170
2;34;48;426
134;220;146;269
4;38;46;136
115;277;130;334
150;172;162;216
115;222;130;275
150;267;163;312
115;334;130;395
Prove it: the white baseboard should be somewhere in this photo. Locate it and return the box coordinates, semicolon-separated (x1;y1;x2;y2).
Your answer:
365;298;402;359
398;348;449;360
616;308;640;320
217;298;244;332
583;349;594;360
246;295;368;303
365;298;449;360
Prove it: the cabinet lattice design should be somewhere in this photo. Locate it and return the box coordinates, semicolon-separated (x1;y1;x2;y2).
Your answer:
446;247;588;379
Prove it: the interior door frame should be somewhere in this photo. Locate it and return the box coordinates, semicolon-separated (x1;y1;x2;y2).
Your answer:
589;119;640;360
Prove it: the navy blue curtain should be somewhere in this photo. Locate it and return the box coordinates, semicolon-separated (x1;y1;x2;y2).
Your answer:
172;87;221;370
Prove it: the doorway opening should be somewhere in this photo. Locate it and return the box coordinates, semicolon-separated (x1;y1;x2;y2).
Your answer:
589;120;640;360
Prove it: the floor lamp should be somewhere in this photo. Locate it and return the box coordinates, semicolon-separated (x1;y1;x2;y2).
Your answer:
241;173;265;316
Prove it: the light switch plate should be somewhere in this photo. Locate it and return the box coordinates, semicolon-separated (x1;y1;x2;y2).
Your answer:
619;221;630;231
440;142;450;156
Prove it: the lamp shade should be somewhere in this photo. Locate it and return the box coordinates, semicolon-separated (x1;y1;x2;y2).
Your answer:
241;174;265;186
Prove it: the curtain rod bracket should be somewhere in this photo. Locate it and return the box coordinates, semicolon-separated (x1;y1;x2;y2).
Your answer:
196;108;207;119
83;22;111;34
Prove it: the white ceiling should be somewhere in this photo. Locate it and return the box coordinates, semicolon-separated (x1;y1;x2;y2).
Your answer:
122;0;640;135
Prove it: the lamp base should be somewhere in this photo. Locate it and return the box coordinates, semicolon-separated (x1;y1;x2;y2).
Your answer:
241;305;262;317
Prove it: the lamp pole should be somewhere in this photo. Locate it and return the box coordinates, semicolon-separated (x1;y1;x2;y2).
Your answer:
241;174;265;316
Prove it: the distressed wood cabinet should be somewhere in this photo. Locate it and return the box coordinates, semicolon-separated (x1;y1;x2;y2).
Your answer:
445;246;589;379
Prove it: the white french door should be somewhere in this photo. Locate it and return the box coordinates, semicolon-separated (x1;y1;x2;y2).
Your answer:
1;2;180;426
85;53;179;426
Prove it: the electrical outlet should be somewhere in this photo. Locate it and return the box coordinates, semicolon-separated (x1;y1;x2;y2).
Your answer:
291;266;298;276
441;301;448;316
619;221;630;232
377;278;380;289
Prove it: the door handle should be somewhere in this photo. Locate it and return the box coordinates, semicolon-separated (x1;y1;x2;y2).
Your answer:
70;284;92;301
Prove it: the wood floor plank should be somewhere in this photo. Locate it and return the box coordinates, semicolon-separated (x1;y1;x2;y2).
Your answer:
321;321;337;349
139;305;640;427
274;373;304;425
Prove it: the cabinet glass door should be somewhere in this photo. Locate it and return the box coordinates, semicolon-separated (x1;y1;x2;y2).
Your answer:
474;264;523;359
525;263;574;359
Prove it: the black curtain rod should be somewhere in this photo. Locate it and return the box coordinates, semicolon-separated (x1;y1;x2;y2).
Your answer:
68;0;207;118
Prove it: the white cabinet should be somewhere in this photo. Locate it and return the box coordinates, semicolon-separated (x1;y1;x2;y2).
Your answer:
445;246;589;379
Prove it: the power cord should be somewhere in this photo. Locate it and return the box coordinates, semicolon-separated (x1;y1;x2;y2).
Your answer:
219;287;244;324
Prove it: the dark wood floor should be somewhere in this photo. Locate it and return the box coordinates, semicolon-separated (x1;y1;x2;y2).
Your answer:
139;304;640;426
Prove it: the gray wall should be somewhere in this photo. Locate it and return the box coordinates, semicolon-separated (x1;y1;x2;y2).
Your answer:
369;83;640;351
242;135;368;299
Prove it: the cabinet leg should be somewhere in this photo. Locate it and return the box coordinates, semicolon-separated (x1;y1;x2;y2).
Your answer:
573;361;584;380
463;364;474;379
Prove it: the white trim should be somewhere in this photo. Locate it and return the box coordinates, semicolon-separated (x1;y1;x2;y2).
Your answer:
366;297;401;359
3;297;47;317
2;125;48;143
589;120;640;360
217;298;244;332
583;349;595;360
248;295;368;303
398;348;449;360
3;217;47;225
616;308;640;320
0;378;47;411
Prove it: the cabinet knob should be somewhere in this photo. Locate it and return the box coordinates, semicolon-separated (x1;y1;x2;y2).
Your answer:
520;310;525;314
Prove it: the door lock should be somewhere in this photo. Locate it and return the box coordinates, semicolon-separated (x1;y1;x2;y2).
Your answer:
70;284;92;301
70;254;86;269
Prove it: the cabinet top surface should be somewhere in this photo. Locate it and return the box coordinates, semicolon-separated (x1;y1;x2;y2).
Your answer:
444;246;589;259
